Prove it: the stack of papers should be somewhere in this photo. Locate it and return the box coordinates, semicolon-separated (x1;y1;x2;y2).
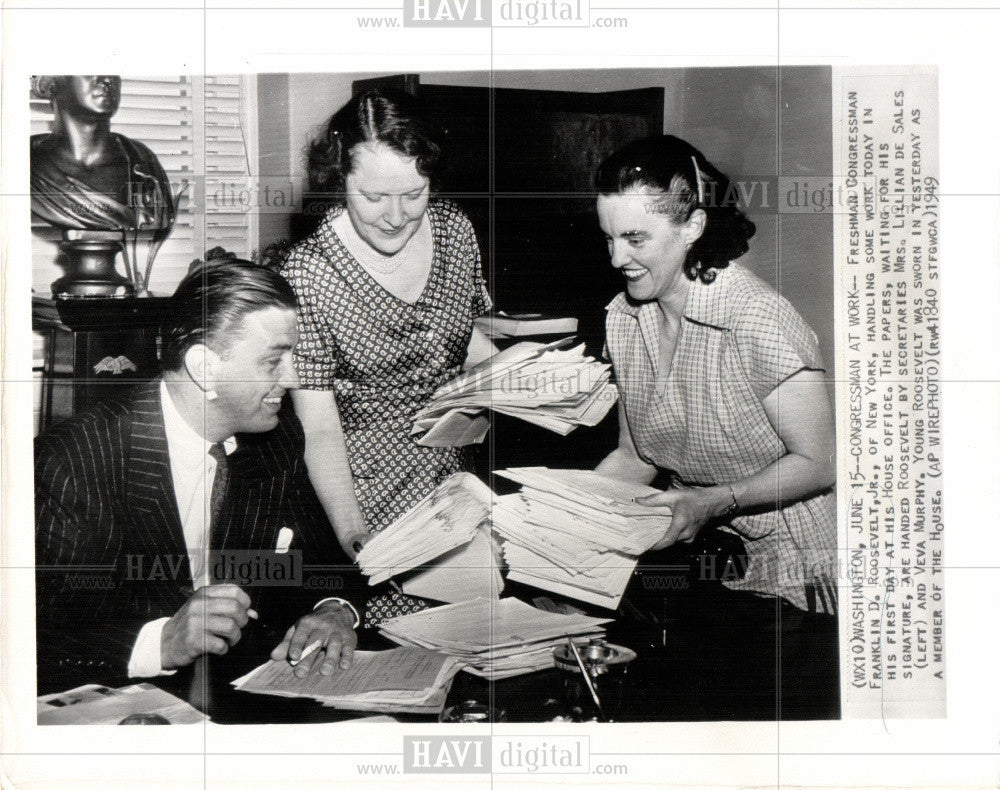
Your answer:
37;683;207;725
492;467;672;609
474;311;578;338
232;647;463;715
355;473;503;603
379;597;612;679
411;338;618;446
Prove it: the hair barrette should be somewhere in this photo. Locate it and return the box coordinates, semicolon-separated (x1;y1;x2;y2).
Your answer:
691;156;705;205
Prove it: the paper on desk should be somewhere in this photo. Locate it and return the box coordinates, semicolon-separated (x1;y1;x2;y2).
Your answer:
232;647;462;702
494;470;669;548
433;338;575;397
474;312;578;338
379;598;611;679
37;683;207;725
321;684;452;714
37;683;112;712
412;338;617;443
503;546;635;609
490;467;673;608
380;597;611;653
402;528;503;603
496;467;672;515
357;472;499;598
415;409;491;447
234;647;447;694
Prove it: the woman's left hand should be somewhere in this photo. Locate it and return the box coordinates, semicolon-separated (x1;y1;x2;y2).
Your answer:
635;486;731;550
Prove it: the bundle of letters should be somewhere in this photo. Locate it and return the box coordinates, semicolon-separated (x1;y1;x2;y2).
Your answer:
492;467;673;609
411;338;618;446
355;472;503;603
379;596;612;679
231;646;463;715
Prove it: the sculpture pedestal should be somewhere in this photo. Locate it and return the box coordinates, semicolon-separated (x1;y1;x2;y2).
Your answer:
33;295;173;431
51;233;133;299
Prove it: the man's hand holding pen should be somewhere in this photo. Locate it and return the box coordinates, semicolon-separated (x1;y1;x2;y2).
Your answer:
269;601;357;677
160;583;356;677
160;584;255;670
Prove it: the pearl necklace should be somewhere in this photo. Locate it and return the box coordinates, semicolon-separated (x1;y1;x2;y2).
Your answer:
332;210;429;277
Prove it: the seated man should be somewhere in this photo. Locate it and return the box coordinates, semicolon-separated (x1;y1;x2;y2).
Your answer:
35;260;362;695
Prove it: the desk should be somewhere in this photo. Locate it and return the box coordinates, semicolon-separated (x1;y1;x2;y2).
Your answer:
135;585;838;724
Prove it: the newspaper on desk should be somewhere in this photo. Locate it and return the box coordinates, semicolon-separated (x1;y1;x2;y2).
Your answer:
355;471;503;602
492;467;672;609
37;683;207;725
379;596;612;679
411;338;618;446
231;647;463;715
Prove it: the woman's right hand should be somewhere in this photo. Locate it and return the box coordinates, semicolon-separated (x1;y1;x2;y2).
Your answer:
636;486;732;550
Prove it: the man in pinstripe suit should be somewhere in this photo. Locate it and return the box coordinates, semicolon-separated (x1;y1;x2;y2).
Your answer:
35;261;363;695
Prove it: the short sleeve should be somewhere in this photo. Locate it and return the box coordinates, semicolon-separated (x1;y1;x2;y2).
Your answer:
452;209;492;317
732;294;824;402
282;246;338;390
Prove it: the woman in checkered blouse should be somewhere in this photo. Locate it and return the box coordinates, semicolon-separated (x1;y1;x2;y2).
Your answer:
595;136;837;614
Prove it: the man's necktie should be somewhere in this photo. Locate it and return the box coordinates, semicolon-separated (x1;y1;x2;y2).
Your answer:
191;442;230;714
208;442;229;548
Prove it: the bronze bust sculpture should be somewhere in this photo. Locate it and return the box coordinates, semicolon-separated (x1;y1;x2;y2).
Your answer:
31;75;175;297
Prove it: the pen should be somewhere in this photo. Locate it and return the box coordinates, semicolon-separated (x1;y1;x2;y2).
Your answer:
568;638;607;722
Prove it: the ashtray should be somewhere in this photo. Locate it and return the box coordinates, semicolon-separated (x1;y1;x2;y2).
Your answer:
552;639;637;677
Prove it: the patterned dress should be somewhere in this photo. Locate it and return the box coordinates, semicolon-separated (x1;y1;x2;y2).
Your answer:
605;263;837;614
283;198;492;533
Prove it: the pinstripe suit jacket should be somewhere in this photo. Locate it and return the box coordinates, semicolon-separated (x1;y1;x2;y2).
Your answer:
34;381;360;691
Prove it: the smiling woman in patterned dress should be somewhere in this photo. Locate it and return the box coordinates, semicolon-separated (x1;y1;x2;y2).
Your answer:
594;135;838;615
282;91;496;603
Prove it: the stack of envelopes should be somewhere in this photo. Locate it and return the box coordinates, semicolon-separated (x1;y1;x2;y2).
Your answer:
379;596;613;679
355;472;503;603
231;647;463;715
492;467;672;609
411;338;618;446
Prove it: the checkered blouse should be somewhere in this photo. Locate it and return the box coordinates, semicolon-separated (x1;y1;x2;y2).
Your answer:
606;263;837;613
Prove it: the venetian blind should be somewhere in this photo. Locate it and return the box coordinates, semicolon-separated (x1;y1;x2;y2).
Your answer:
30;75;257;296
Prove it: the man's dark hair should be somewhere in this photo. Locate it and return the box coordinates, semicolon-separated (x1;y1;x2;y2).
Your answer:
160;259;298;372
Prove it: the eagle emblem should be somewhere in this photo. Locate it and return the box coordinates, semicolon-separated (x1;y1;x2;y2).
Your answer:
93;355;138;375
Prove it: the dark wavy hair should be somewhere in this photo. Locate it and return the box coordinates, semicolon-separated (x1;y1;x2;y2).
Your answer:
160;258;298;371
307;89;444;199
596;135;756;284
